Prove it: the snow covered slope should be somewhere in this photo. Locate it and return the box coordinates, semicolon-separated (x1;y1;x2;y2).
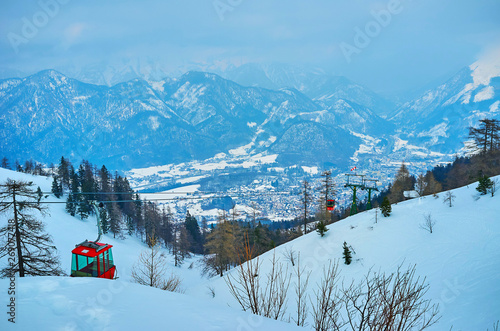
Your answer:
0;276;304;330
1;168;499;330
0;169;302;330
195;177;500;330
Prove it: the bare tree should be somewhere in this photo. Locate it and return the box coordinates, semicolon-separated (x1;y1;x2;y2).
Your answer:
468;118;500;154
372;207;379;224
301;180;312;234
131;234;183;292
282;246;297;267
0;179;63;277
225;235;290;321
292;253;311;327
340;265;440;330
490;178;498;197
443;191;456;207
420;213;436;234
311;260;343;331
415;174;428;197
204;210;235;277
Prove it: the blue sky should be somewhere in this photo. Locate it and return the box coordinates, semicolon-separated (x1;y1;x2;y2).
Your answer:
1;0;499;94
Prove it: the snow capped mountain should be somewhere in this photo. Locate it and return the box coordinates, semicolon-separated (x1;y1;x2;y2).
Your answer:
391;49;500;154
1;69;390;170
2;53;498;177
223;63;396;118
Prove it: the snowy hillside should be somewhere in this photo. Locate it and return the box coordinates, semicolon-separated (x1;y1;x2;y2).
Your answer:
194;176;500;330
0;168;303;330
1;168;499;330
0;276;304;331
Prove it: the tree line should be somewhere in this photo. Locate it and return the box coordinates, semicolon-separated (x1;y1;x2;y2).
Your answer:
0;156;306;273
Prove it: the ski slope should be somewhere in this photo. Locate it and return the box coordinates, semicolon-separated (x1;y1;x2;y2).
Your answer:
0;167;499;330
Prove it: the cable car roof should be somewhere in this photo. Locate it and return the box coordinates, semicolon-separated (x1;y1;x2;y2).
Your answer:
72;241;113;257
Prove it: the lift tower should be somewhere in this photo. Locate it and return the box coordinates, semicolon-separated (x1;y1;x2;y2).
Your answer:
344;173;365;215
362;179;379;210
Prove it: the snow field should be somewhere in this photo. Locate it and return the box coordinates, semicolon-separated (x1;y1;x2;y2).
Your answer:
1;168;499;330
193;177;500;330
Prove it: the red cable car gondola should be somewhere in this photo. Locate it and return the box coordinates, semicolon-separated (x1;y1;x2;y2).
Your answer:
70;202;117;279
326;199;335;211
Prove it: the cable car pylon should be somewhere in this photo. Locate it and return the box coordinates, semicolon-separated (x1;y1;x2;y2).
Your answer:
344;172;365;215
344;168;379;215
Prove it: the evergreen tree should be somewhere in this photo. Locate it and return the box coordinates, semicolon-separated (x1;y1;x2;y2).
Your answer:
160;206;173;248
0;179;64;277
100;207;110;234
77;195;90;220
316;221;328;237
58;157;70;189
1;157;10;169
342;241;352;265
76;161;94;220
108;202;122;239
381;196;392;217
178;226;192;259
66;193;76;216
51;177;62;198
36;186;44;204
15;160;22;172
184;211;203;254
476;175;493;195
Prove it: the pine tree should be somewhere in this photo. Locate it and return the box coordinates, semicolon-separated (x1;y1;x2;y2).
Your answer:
342;241;352;265
51;177;62;198
1;157;10;169
126;216;134;236
0;179;64;277
476;175;493;195
66;193;76;216
58;156;70;189
316;221;328;237
184;211;203;254
100;207;110;234
108;202;122;239
36;186;43;204
381;196;392;217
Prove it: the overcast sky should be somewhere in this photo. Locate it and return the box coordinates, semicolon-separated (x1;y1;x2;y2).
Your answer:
1;0;499;94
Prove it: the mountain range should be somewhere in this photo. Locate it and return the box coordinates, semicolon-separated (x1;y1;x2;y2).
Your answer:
0;57;499;172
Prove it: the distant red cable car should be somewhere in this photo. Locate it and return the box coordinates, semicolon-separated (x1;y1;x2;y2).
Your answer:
327;199;335;211
70;202;117;279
